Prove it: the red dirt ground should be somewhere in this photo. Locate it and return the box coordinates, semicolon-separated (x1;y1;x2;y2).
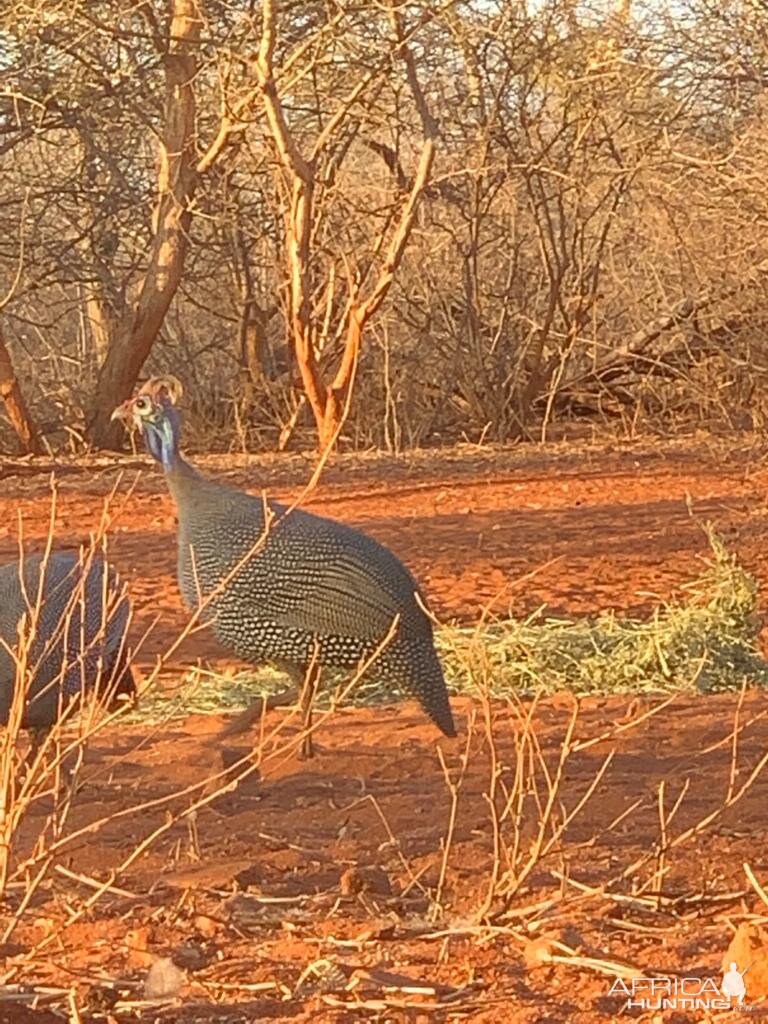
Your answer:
3;436;768;1022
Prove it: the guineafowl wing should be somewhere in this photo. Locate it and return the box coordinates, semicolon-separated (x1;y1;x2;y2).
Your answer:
0;552;131;729
177;485;430;643
209;503;426;642
262;509;424;641
264;554;403;640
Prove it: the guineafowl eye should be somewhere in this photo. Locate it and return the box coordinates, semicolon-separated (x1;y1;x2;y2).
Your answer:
135;395;152;414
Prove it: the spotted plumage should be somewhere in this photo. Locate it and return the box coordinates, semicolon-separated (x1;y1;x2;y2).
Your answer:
0;551;134;733
113;377;456;740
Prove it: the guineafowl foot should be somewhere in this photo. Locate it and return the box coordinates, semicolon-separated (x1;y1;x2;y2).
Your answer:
212;692;294;743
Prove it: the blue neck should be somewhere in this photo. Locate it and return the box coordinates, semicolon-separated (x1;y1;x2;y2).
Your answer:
144;401;181;470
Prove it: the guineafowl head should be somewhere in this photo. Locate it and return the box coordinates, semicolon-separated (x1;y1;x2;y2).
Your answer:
111;376;183;468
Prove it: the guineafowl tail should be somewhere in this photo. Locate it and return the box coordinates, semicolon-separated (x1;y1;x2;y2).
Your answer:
102;656;137;709
381;638;457;738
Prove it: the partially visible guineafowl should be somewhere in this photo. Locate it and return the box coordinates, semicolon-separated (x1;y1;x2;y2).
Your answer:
112;376;456;754
0;550;134;753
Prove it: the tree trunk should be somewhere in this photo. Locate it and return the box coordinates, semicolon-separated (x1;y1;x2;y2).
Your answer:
86;0;201;449
0;324;41;454
81;284;117;369
315;307;364;450
255;0;436;456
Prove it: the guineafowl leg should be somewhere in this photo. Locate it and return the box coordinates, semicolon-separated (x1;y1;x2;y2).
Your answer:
26;726;50;768
23;726;73;796
271;658;324;759
297;661;321;760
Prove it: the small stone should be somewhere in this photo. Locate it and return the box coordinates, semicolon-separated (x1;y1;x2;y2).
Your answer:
143;956;186;999
522;937;554;971
339;866;392;897
125;926;152;969
294;958;349;997
82;986;120;1013
339;868;363;896
193;914;220;937
173;939;216;971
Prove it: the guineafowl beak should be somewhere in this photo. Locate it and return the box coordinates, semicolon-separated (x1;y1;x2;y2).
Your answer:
111;400;135;427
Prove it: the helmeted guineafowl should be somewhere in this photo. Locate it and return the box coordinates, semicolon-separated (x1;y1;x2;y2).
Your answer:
0;550;134;751
112;376;456;751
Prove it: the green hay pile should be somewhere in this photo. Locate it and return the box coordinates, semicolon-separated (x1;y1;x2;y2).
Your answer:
128;527;768;724
439;527;768;697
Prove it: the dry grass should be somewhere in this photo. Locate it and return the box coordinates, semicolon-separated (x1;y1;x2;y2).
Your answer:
5;521;768;1017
